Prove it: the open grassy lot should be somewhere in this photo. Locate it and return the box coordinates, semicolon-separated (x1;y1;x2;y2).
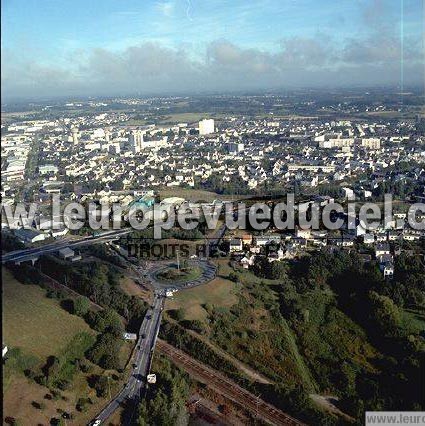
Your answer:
155;264;203;283
119;276;150;300
125;112;229;126
157;112;213;123
401;307;425;334
2;268;94;360
3;367;125;426
156;112;229;124
2;267;128;425
159;187;231;202
165;274;239;321
171;259;380;395
207;265;318;390
159;187;254;203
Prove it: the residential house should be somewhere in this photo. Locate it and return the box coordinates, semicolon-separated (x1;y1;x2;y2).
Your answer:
375;243;391;257
229;238;243;252
363;234;375;244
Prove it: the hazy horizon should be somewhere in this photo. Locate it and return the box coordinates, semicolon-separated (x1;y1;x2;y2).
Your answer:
2;0;424;100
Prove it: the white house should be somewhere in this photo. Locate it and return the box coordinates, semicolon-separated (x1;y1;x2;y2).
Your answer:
254;234;281;246
363;234;375;244
240;255;255;269
380;262;394;279
229;238;243;252
296;227;312;239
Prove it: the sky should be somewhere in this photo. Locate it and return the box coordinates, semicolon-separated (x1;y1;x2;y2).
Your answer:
1;0;424;99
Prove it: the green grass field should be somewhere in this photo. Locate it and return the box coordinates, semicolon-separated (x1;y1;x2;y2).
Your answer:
2;268;94;360
155;264;203;283
2;268;128;425
401;307;425;334
157;112;213;123
126;112;229;126
160;187;219;202
158;184;255;203
165;274;239;321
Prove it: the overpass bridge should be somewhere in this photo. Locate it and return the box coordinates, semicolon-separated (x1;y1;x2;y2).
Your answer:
2;201;243;265
1;229;133;265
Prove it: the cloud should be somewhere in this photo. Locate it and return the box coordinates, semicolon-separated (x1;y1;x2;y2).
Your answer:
277;36;335;69
207;40;273;73
1;48;82;96
155;1;174;17
81;43;203;92
2;31;423;99
342;32;422;65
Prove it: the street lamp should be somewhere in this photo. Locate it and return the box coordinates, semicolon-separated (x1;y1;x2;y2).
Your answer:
107;375;111;400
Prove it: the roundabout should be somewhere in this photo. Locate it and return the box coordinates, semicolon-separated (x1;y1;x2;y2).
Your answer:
145;259;217;291
153;263;203;283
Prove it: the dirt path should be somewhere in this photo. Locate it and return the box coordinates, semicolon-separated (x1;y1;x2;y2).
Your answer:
186;328;272;385
310;394;355;422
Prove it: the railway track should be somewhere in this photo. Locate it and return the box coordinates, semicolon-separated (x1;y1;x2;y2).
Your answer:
157;339;306;426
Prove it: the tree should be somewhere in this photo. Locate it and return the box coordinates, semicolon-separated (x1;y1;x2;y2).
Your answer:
204;303;214;313
93;375;109;397
269;261;288;280
76;398;91;412
86;333;122;370
88;309;124;336
73;296;90;317
44;356;61;385
252;256;288;280
50;417;66;426
368;291;401;336
172;308;186;322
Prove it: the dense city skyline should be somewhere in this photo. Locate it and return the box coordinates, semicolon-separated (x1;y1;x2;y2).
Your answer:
2;0;424;99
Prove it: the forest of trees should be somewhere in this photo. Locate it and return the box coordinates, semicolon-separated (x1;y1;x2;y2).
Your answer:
280;250;425;419
38;255;147;330
136;356;190;425
162;246;424;424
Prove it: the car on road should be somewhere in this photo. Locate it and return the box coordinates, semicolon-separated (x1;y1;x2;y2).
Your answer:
133;363;137;369
90;420;102;426
141;333;146;339
146;315;152;320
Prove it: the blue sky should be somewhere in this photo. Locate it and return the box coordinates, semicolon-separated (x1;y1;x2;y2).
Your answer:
1;0;424;99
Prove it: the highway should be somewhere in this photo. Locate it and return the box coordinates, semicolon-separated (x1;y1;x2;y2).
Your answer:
2;205;234;426
1;201;241;265
86;220;225;425
1;228;133;264
90;292;164;426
